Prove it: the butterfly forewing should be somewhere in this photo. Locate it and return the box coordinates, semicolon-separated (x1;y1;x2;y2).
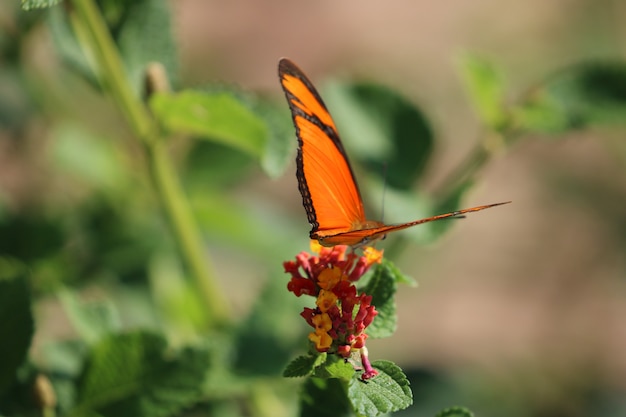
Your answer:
279;59;366;237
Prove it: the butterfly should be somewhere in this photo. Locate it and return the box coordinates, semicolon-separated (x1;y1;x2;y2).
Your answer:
278;58;509;247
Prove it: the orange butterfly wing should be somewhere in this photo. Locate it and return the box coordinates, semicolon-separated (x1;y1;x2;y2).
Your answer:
278;58;509;247
279;59;368;242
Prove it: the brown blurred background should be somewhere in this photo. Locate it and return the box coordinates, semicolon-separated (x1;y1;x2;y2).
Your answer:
3;0;626;415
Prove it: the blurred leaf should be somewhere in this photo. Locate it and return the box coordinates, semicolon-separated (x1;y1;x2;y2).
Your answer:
183;141;255;193
458;54;507;130
256;100;295;179
0;262;33;396
348;360;412;416
48;0;176;94
47;6;99;87
148;252;207;342
43;340;88;376
0;67;38;131
324;81;434;191
283;354;327;378
74;331;209;417
21;0;62;10
434;406;475;417
312;355;355;381
515;61;626;134
49;123;128;193
300;377;352;417
114;0;178;96
0;212;65;261
512;90;574;134
150;91;268;158
234;270;305;376
42;340;88;413
58;289;121;344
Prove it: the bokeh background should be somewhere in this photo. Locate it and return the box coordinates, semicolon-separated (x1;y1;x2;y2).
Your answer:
2;0;626;416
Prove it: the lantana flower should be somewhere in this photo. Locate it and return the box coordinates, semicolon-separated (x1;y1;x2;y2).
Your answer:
283;242;383;380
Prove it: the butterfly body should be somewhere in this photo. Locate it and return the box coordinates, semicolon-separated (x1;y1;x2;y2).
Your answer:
279;58;508;247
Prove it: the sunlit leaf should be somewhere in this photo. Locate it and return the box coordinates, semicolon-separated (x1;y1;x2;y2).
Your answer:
458;54;507;130
312;355;355;381
150;91;268;158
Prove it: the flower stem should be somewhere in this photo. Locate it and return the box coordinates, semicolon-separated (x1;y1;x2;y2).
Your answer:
67;0;229;326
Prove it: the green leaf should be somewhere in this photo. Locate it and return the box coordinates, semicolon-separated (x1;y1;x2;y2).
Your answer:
73;331;210;417
58;289;121;344
49;123;128;193
283;354;327;378
515;61;626;134
0;260;33;396
323;81;434;191
47;5;99;87
312;355;355;381
458;54;507;130
300;377;352;417
148;252;207;341
0;211;66;265
434;406;475;417
233;270;306;376
22;0;62;10
48;0;176;93
115;0;178;96
183;141;255;193
362;258;415;339
256;100;296;179
348;360;412;417
150;91;268;158
42;340;89;413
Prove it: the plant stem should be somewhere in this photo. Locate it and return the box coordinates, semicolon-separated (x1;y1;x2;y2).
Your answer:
434;130;505;202
67;0;229;326
68;0;153;141
146;141;230;325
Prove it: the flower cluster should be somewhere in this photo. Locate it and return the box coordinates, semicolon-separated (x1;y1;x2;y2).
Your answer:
283;242;383;380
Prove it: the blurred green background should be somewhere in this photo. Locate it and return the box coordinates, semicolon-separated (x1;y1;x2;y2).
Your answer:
1;0;626;416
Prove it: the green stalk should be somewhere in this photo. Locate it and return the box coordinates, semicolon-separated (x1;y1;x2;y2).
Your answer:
434;130;506;202
146;141;230;325
67;0;229;326
68;0;153;141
